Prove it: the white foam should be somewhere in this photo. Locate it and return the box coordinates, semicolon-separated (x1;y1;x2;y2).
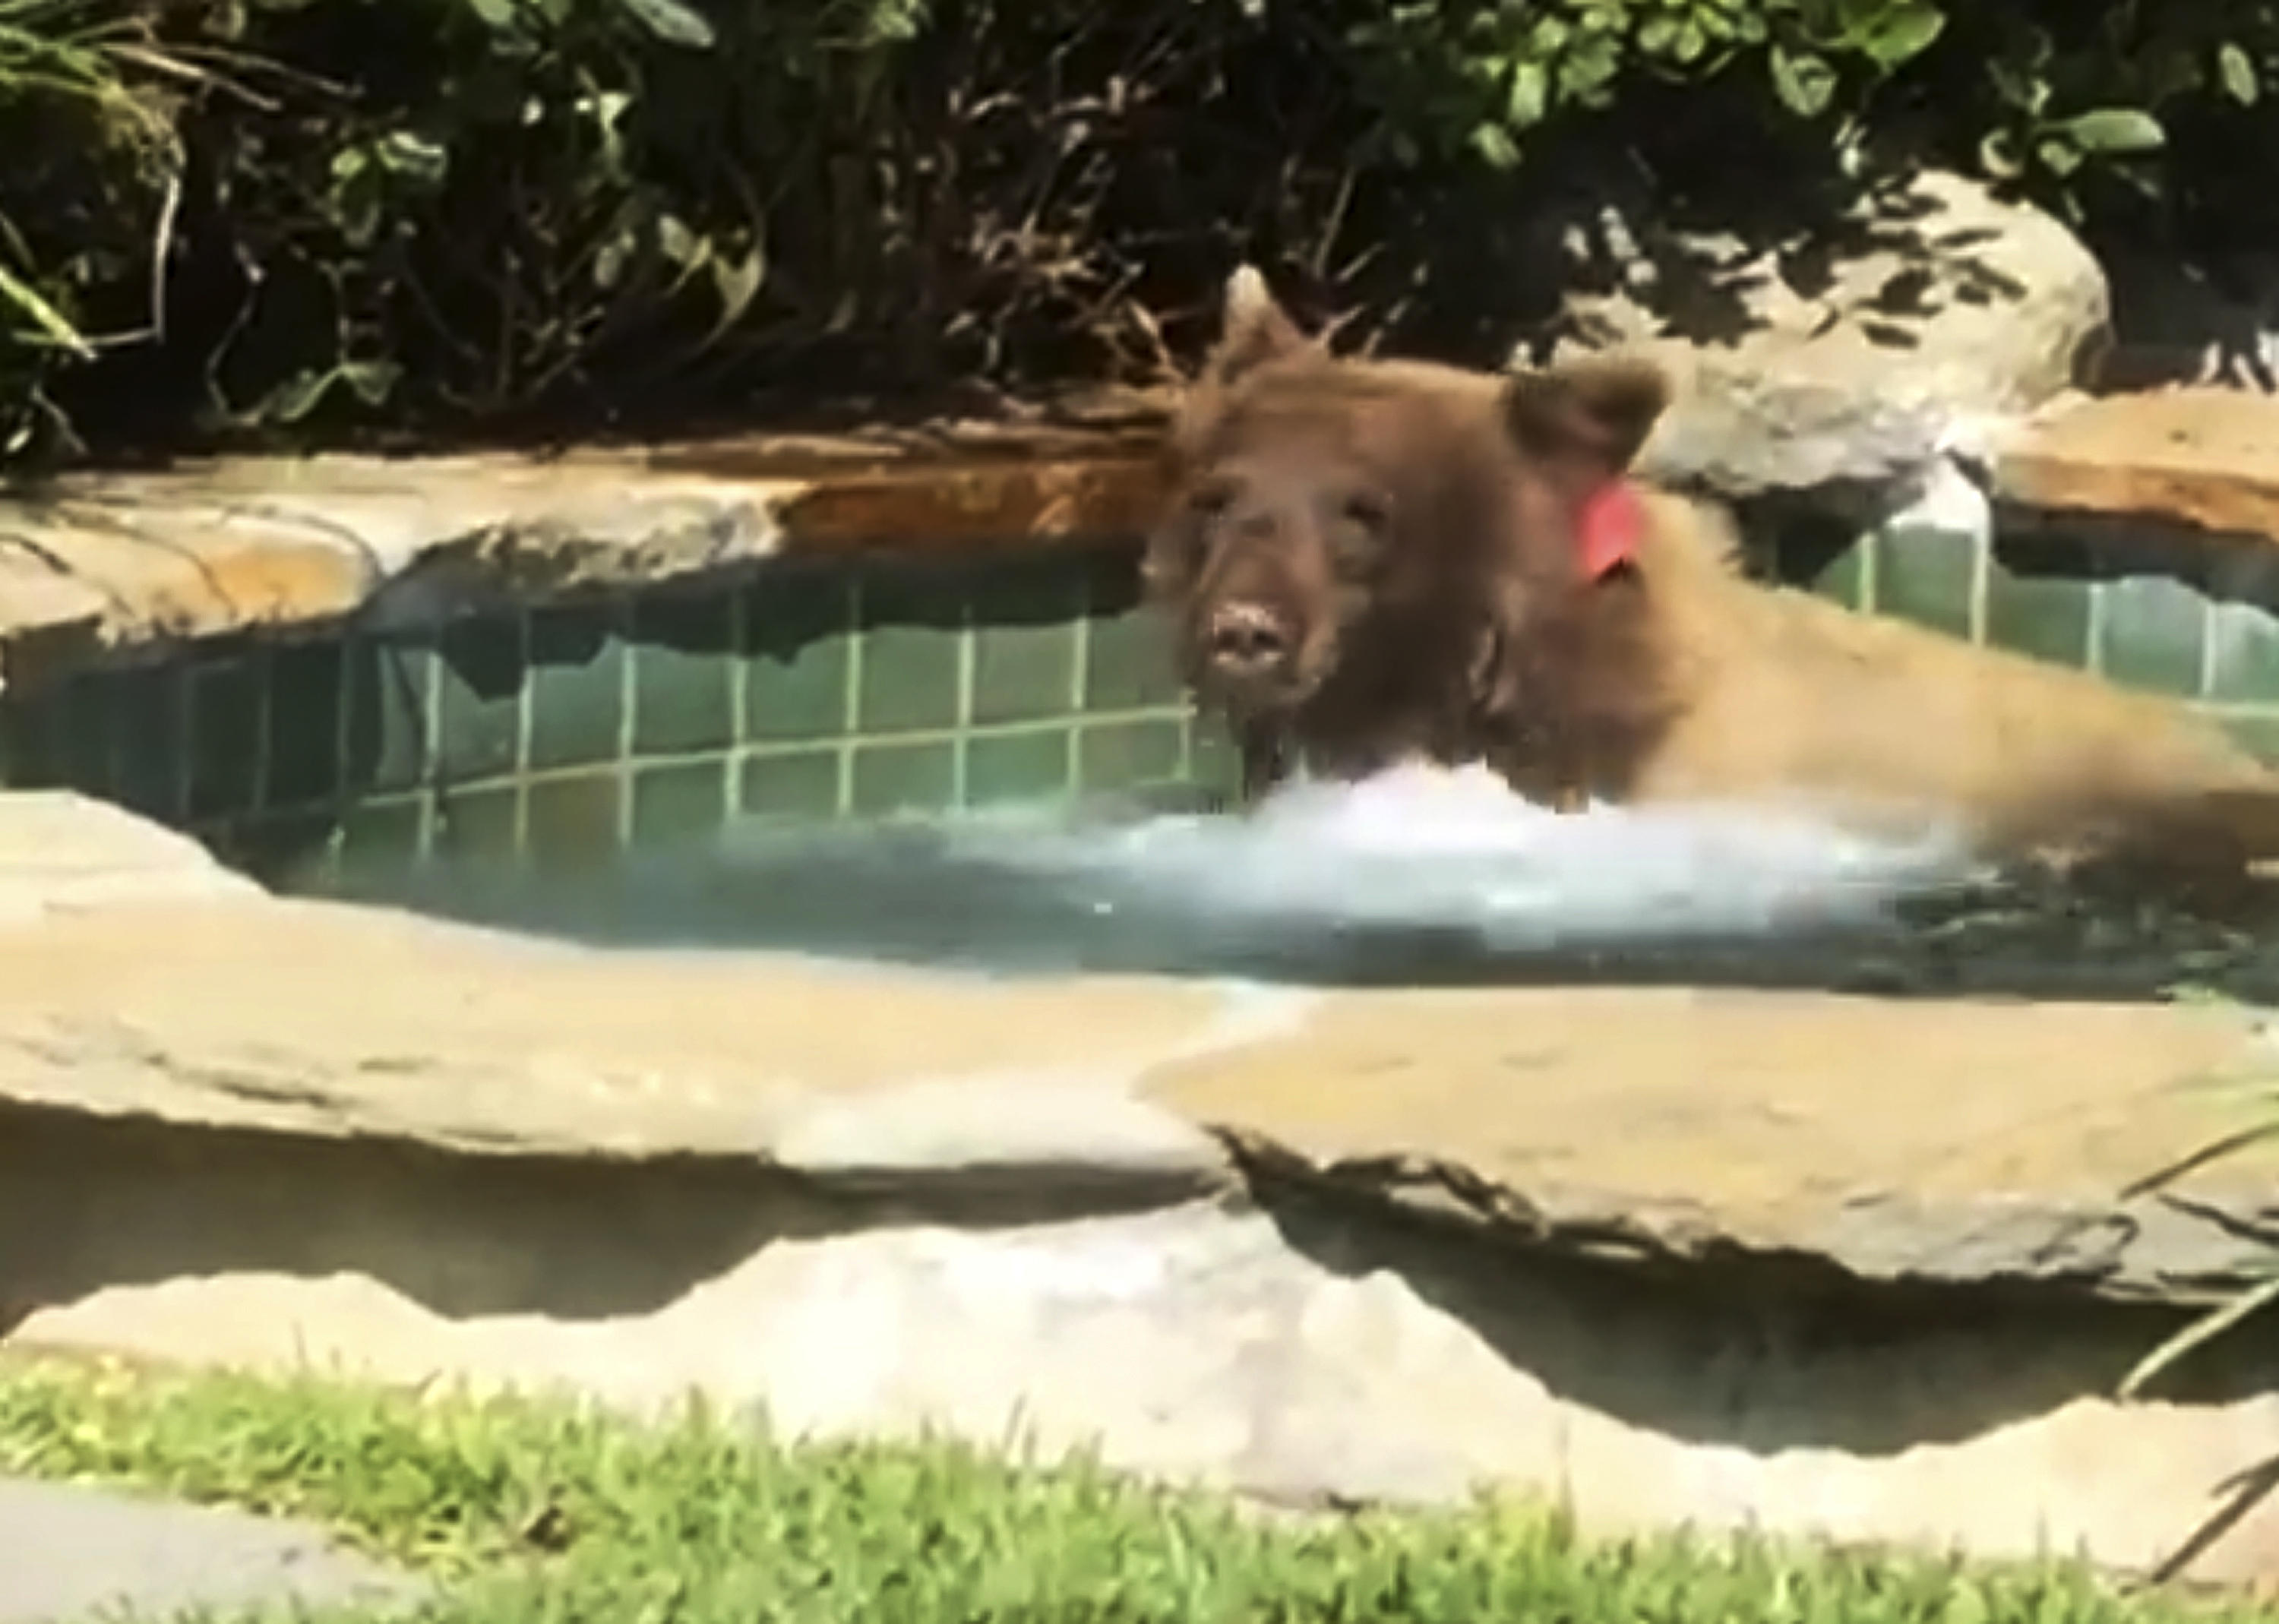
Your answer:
346;762;1987;977
918;763;1979;951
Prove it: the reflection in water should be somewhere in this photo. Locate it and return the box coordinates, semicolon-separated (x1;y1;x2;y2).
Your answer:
305;765;2279;1001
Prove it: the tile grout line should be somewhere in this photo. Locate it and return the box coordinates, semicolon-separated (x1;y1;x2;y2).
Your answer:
1967;521;1991;648
951;583;976;808
837;573;862;818
412;639;439;861
2085;575;2108;678
612;592;637;851
726;577;751;820
510;610;534;862
2197;590;2221;703
1070;565;1095;798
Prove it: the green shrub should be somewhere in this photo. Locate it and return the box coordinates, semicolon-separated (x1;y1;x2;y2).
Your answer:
0;0;2273;466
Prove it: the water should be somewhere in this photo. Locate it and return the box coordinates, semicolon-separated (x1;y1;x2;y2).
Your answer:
305;763;2279;1000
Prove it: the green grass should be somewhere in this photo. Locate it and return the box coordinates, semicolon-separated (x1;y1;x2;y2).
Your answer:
0;1352;2268;1624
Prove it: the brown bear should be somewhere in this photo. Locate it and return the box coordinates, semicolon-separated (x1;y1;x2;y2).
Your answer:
1141;264;2279;883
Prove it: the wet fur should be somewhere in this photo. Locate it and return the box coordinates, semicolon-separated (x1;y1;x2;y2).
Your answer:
1146;268;2279;883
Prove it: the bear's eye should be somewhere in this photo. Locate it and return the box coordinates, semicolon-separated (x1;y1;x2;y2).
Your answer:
1339;491;1390;533
1187;479;1237;519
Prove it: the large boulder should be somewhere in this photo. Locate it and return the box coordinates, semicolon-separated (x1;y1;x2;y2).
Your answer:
1519;168;2111;521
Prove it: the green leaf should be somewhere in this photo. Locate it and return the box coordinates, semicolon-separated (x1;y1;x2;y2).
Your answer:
1858;3;1942;69
2062;106;2167;154
656;213;703;267
1468;122;1521;169
1506;58;1547;128
593;228;633;291
463;0;518;28
612;0;715;49
700;244;767;346
2220;41;2260;106
376;131;448;187
2033;136;2080;178
1769;44;1836;117
0;261;90;359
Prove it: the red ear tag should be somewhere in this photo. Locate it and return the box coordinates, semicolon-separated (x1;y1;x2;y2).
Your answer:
1578;482;1643;581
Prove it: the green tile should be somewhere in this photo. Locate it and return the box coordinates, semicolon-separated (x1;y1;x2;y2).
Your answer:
631;589;736;757
1077;718;1185;794
1872;521;1976;640
435;612;526;783
434;784;520;861
1085;607;1184;713
526;602;626;772
739;748;844;820
2218;713;2279;767
2097;574;2208;697
186;654;266;822
2208;602;2279;704
526;770;624;873
744;567;854;743
337;796;427;872
343;637;434;795
631;760;729;849
1985;562;2091;670
963;729;1073;807
855;568;962;735
109;663;186;823
849;739;956;817
969;559;1083;725
1190;716;1241;804
267;639;346;810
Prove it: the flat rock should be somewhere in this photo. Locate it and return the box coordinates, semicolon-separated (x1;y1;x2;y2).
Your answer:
1993;385;2279;544
0;1476;423;1624
0;792;260;925
1142;987;2279;1299
0;422;1160;684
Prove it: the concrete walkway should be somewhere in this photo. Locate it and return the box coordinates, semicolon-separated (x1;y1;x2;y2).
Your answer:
0;1477;425;1624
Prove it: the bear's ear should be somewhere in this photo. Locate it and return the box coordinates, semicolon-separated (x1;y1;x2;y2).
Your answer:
1501;352;1671;485
1201;264;1313;388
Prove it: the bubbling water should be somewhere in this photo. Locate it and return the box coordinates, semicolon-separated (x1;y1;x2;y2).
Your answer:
899;762;1980;955
317;763;2276;997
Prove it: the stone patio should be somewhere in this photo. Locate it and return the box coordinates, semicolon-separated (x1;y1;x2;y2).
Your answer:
7;788;2279;1586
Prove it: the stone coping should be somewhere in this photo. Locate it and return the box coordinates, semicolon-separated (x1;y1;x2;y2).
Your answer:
1992;386;2279;545
2;385;2276;691
8;790;2279;1308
